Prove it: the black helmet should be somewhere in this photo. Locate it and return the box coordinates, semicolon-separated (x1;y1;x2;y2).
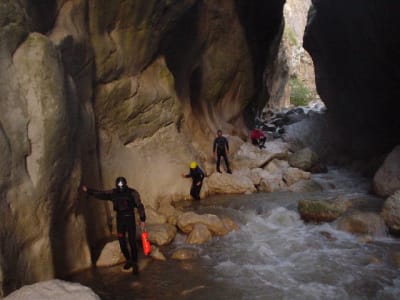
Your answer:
115;177;127;189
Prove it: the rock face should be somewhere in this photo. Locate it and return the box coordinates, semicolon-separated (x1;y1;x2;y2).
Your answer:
304;0;400;159
372;145;400;197
0;0;286;294
267;0;316;109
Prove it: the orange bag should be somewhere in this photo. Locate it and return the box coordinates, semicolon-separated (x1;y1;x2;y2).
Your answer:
141;231;151;256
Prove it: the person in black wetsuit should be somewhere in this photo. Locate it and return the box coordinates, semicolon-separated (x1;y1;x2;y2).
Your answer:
81;177;146;275
181;162;205;200
213;129;232;174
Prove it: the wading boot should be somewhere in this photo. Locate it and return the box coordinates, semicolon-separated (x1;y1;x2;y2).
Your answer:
121;261;133;272
132;263;139;276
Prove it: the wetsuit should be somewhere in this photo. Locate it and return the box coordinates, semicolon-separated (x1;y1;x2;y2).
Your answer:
250;129;266;148
213;135;231;173
86;187;146;265
184;167;205;200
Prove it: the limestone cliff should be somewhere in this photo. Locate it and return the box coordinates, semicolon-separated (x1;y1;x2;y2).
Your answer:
0;0;285;294
304;0;400;158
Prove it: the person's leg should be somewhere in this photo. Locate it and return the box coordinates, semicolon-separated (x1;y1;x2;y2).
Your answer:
260;137;266;148
190;184;201;200
216;153;222;172
117;215;132;270
222;151;231;173
126;216;139;275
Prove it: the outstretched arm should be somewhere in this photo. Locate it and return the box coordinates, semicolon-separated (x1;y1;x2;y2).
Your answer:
81;185;113;200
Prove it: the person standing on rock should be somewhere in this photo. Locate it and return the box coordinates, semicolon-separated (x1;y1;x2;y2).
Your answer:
81;177;146;276
213;129;232;174
181;161;205;200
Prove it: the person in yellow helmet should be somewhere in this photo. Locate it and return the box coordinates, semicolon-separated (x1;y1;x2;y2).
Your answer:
181;161;205;200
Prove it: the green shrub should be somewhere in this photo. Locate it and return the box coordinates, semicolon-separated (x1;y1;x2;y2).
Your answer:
290;77;312;106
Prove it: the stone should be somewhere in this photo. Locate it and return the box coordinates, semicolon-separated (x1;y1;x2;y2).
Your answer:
298;199;351;222
4;279;100;300
288;147;319;171
186;223;212;245
233;141;289;170
288;179;323;193
171;248;198;260
337;212;387;236
95;240;125;267
372;146;400;197
147;223;177;246
207;172;256;195
145;208;167;225
150;246;167;261
283;167;311;186
381;191;400;234
177;212;230;236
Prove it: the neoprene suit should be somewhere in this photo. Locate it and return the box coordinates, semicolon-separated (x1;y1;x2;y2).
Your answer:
184;167;205;200
213;136;231;173
86;187;146;265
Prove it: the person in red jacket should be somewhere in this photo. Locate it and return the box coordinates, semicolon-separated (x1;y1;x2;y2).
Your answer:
250;128;266;149
81;177;146;276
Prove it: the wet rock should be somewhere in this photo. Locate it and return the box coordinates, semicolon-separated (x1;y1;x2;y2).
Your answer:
319;231;337;241
283;167;311;186
372;146;400;197
177;212;231;236
157;199;184;226
232;141;289;170
221;216;240;232
147;223;177;246
381;191;400;234
186;223;212;245
171;248;198;260
288;179;323;193
150;246;166;261
3;279;100;300
288;147;319;171
298;199;351;222
337;212;387;236
207;172;256;195
96;241;125;267
146;207;167;225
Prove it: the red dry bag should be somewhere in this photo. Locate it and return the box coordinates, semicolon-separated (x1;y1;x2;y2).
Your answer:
141;231;151;256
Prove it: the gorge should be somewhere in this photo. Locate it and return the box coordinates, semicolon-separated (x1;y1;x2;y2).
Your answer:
1;0;400;297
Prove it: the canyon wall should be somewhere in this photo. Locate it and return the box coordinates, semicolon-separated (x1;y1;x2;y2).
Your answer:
304;0;400;159
0;0;285;294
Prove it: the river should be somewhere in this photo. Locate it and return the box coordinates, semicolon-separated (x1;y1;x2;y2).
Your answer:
69;167;400;299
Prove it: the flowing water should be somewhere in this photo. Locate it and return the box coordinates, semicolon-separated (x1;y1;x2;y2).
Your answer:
69;168;400;299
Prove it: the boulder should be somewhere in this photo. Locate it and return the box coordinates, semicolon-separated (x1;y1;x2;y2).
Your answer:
177;212;231;236
288;179;324;193
186;223;212;245
288;147;319;171
283;167;311;186
145;207;167;225
337;212;386;236
298;199;351;222
4;280;100;300
207;172;256;195
171;248;198;260
95;241;125;267
157;200;184;226
381;191;400;234
372;146;400;197
147;223;177;246
150;246;167;261
232;141;289;169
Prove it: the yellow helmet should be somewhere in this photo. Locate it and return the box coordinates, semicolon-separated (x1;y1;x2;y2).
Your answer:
190;161;197;169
